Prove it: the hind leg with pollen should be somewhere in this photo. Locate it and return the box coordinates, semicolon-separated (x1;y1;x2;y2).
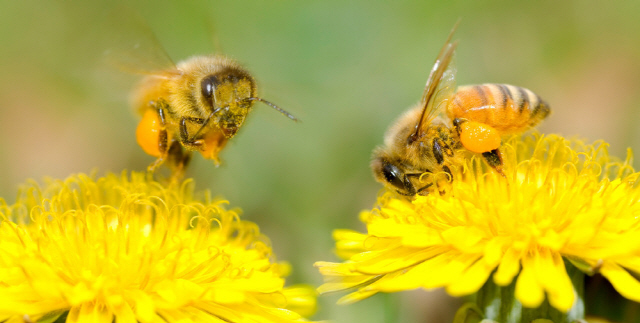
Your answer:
136;102;171;173
453;118;505;176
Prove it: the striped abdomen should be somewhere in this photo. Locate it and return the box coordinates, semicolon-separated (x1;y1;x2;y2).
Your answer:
446;84;550;134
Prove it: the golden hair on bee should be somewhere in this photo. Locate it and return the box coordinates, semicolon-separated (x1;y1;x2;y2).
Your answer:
102;7;298;179
371;22;550;196
132;54;298;179
107;26;298;181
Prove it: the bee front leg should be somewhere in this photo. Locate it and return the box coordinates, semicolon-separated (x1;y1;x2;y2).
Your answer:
179;116;227;166
179;117;206;150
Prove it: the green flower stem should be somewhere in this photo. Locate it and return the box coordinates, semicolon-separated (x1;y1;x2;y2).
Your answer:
383;293;401;323
469;261;584;323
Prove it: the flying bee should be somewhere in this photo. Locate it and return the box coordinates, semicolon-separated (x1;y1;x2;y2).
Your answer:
371;24;550;196
105;10;298;177
132;54;297;175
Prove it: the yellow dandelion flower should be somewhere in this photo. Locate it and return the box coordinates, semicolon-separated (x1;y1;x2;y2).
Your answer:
316;134;640;316
0;171;316;323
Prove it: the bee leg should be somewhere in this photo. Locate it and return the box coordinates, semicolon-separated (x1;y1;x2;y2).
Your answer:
454;118;501;154
402;172;430;196
435;165;454;195
179;116;228;166
482;149;506;177
432;138;446;165
432;138;457;192
452;118;466;135
410;168;451;196
416;183;434;195
179;117;206;149
166;140;192;181
147;105;170;173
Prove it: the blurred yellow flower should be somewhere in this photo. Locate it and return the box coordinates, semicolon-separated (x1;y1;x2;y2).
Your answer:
316;134;640;313
0;172;316;323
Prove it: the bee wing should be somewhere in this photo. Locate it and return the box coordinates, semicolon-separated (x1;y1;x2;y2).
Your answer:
431;53;457;117
411;23;459;142
101;6;179;76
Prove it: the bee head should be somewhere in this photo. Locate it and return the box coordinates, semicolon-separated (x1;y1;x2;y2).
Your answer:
200;71;256;138
200;72;297;138
371;155;417;196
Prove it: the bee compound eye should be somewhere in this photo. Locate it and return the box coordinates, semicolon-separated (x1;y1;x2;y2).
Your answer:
382;163;406;190
200;75;221;104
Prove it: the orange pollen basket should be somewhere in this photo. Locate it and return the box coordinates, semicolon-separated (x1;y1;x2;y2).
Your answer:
459;121;501;153
136;109;163;157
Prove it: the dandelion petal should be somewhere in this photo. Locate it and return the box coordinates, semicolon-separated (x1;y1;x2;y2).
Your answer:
601;263;640;303
515;259;544;308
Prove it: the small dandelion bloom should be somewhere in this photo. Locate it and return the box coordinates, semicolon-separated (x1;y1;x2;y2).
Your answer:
0;171;316;323
316;134;640;314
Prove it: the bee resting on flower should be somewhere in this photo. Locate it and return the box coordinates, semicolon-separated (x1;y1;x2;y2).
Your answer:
317;134;640;319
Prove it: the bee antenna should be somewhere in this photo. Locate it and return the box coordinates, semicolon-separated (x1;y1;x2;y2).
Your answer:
247;97;299;122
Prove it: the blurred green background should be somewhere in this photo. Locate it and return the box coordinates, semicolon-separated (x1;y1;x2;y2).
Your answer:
1;1;639;322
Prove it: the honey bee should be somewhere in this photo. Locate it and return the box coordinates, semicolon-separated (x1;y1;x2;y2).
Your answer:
133;54;297;175
371;24;550;196
101;9;299;177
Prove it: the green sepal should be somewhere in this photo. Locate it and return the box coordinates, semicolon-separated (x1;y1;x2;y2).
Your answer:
468;260;584;323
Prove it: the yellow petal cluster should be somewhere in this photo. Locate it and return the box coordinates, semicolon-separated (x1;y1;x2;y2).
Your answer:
316;134;640;312
0;171;316;323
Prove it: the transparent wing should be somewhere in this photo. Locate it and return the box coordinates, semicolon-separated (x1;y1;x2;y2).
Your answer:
410;22;459;143
431;53;457;117
100;6;178;75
